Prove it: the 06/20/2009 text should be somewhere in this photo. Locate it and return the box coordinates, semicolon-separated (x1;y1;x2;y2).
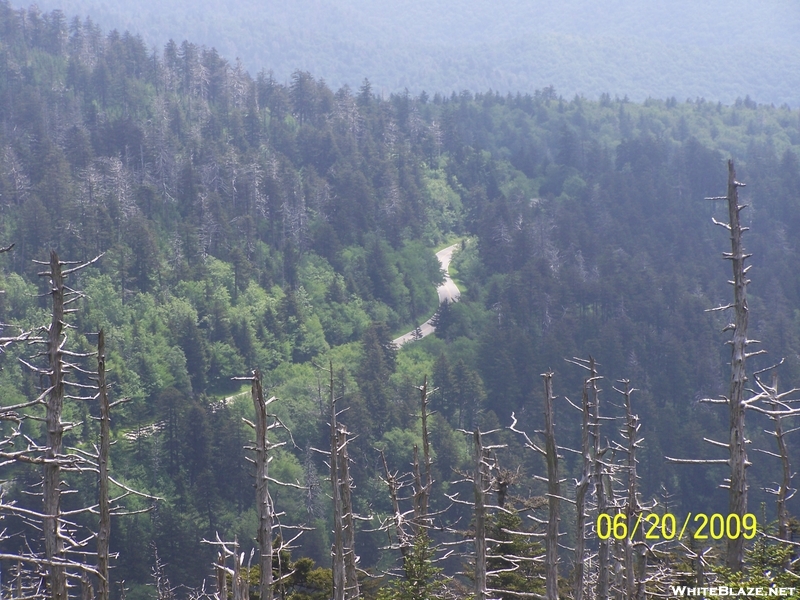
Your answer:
596;512;757;541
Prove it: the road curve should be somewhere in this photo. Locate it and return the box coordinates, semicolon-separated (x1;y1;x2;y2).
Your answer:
393;243;461;347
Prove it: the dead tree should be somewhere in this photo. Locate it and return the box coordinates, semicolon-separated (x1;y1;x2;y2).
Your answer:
227;369;306;600
542;372;560;600
590;361;610;600
576;380;594;600
613;380;646;600
666;161;757;571
21;252;115;599
473;429;489;600
0;249;46;596
378;448;412;560
0;251;156;599
571;374;594;600
413;376;433;533
376;376;441;571
87;329;158;599
565;356;609;599
748;369;800;543
252;370;275;600
328;365;348;600
509;371;561;600
372;376;457;600
562;357;659;599
43;250;71;600
770;382;794;545
442;428;497;600
463;428;511;600
337;424;360;598
1;559;47;599
720;160;752;571
97;330;111;600
0;252;104;598
447;426;552;599
310;361;360;600
206;536;252;600
215;552;227;600
151;545;177;600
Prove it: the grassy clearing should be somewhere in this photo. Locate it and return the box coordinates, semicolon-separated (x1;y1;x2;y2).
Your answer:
448;262;466;296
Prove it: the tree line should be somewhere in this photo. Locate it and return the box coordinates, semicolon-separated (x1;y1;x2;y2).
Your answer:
3;1;800;597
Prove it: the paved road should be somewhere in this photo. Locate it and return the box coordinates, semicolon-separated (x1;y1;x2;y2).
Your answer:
393;243;461;347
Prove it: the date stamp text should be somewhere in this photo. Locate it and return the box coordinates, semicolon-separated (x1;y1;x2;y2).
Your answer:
596;512;757;541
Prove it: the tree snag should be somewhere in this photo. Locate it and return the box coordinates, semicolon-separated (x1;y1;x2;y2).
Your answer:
542;371;560;600
723;159;749;571
252;370;274;600
473;429;488;600
44;250;68;600
98;329;111;600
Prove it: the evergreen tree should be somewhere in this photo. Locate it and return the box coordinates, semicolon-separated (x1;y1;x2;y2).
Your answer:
486;511;545;600
357;322;398;436
377;532;449;600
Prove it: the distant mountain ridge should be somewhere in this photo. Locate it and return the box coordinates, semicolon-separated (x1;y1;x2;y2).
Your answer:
9;0;800;105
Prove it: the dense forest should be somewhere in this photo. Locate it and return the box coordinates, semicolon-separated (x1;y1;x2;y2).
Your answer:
3;2;800;598
9;0;800;106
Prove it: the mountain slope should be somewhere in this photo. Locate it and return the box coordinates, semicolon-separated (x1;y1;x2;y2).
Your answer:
9;0;800;105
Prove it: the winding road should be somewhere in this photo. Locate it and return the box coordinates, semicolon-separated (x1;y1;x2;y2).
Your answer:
393;243;461;347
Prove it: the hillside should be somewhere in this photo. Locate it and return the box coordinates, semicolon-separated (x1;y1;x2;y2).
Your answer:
2;2;800;595
8;0;800;105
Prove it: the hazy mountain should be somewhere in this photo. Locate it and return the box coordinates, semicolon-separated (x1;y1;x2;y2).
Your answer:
3;1;800;589
11;0;800;105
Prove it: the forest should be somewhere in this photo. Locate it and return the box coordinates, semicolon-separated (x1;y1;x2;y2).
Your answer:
3;2;800;598
8;0;800;106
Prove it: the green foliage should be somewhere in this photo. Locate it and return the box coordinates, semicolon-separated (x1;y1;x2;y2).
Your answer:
486;511;545;599
377;532;450;600
238;545;333;600
4;2;800;593
285;557;333;600
14;0;800;106
714;529;800;595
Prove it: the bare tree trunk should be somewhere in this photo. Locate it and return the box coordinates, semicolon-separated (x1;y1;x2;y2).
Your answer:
81;573;94;600
755;371;793;546
252;370;274;600
321;364;360;598
473;429;487;600
44;250;67;600
97;329;111;600
542;372;559;600
618;380;646;600
216;553;227;600
589;357;609;600
328;362;347;600
232;541;248;600
771;372;791;543
421;377;432;519
414;376;432;529
380;376;441;586
573;380;592;600
337;426;359;599
613;539;625;600
380;449;409;558
724;160;749;571
621;380;637;600
663;161;754;574
689;531;706;587
0;251;151;598
412;444;424;529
